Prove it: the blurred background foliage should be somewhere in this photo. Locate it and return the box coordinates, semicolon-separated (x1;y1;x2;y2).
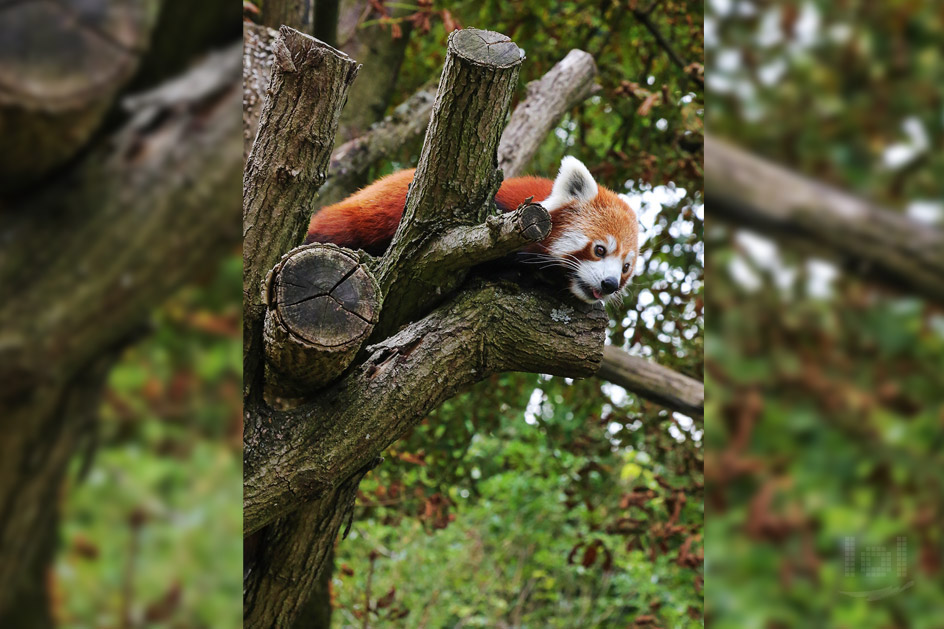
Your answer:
706;1;944;627
54;253;243;628
246;0;703;625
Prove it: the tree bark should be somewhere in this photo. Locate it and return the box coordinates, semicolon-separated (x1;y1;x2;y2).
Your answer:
243;23;279;163
374;28;523;338
0;41;242;621
263;244;381;395
597;346;703;417
705;134;944;304
242;26;360;406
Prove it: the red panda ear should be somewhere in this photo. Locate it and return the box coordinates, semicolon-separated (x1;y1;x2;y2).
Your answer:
541;156;598;210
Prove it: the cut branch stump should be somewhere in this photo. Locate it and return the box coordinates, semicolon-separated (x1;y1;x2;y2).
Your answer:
263;244;380;394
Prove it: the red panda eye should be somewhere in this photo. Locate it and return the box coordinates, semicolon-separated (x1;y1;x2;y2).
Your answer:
622;263;630;274
594;245;606;257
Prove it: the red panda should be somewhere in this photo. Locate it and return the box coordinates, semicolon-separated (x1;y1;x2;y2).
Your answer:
305;157;639;303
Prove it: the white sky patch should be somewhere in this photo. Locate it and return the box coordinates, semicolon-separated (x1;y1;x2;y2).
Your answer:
758;58;787;86
882;117;929;170
793;2;821;50
620;183;687;250
907;200;944;225
524;388;543;425
602;382;628;407
756;7;783;47
806;259;839;298
709;0;733;16
717;48;741;73
705;16;718;47
728;256;761;291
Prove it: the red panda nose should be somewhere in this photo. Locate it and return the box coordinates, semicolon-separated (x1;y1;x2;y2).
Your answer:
600;277;619;295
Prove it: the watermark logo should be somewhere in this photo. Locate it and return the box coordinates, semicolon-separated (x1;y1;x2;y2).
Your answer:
839;536;914;600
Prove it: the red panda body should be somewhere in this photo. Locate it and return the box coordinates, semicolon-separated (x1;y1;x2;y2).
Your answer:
305;157;640;303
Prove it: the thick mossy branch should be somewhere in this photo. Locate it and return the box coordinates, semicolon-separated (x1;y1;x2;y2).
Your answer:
0;42;243;399
597;346;703;417
374;28;523;338
243;467;369;628
262;244;380;395
706;135;944;303
243;27;359;400
244;280;607;534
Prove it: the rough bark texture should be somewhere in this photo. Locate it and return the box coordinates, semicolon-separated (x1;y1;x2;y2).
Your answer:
243;23;278;163
0;0;159;193
243;26;360;406
498;49;599;177
375;28;523;338
0;41;242;621
245;280;607;533
263;244;381;395
705;135;944;304
597;346;703;417
244;468;370;627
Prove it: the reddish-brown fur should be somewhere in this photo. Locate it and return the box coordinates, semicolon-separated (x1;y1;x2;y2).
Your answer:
306;170;561;255
306;170;637;291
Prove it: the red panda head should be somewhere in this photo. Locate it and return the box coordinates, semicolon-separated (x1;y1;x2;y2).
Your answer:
538;156;640;304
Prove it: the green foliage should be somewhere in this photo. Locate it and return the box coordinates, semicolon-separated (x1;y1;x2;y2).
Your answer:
338;411;701;628
707;1;944;626
55;253;242;628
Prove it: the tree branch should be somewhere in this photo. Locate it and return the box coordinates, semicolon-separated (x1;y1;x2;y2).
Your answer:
0;0;159;193
498;49;599;177
375;28;523;338
597;346;703;417
244;280;607;534
262;244;381;395
243;27;359;403
631;5;703;89
705;134;944;304
0;41;242;617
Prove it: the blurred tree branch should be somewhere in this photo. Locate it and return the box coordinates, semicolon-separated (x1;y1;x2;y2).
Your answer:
706;135;944;304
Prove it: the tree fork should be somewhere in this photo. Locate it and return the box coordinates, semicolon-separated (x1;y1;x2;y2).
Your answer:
375;28;523;338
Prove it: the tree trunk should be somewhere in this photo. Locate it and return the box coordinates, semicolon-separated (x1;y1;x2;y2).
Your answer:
0;40;242;622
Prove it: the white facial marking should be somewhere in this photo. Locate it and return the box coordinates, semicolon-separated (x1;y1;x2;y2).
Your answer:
548;229;589;257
